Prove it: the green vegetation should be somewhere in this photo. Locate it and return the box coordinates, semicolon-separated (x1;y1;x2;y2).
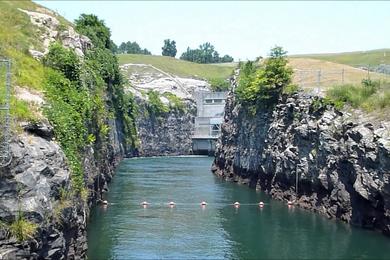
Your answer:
43;43;81;82
180;42;233;64
209;78;230;91
291;49;390;67
9;212;38;242
236;46;294;111
53;187;72;224
326;79;390;111
41;14;138;192
118;41;151;55
162;39;177;57
163;92;186;112
118;54;233;81
146;90;169;116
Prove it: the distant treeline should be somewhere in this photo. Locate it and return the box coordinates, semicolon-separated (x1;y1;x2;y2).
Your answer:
180;42;233;64
116;40;234;63
117;41;151;55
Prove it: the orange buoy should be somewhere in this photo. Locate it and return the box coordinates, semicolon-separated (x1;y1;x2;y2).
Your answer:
258;201;264;207
200;201;207;206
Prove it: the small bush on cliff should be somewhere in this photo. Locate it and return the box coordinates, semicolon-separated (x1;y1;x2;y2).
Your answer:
236;46;294;110
147;90;169;116
164;92;186;112
9;212;37;242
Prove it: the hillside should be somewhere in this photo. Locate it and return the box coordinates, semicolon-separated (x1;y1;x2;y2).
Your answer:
288;58;389;89
291;49;390;67
118;54;234;81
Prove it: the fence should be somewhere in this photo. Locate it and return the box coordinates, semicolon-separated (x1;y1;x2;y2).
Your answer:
0;59;11;167
293;66;390;89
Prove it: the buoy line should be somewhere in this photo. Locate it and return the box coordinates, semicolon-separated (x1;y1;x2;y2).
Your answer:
99;201;296;208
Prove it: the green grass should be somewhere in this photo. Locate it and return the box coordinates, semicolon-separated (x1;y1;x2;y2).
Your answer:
0;1;74;122
326;80;390;112
291;49;390;67
118;54;234;80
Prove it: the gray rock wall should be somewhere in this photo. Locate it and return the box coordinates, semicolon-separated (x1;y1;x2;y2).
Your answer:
135;98;196;157
0;119;124;259
212;91;390;236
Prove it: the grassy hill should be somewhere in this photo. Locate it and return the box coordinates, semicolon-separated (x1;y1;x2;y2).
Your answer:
288;58;389;89
118;54;234;81
291;49;390;67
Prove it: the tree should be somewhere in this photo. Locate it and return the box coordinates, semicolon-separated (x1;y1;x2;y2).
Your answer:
236;46;293;108
75;14;112;50
162;39;177;57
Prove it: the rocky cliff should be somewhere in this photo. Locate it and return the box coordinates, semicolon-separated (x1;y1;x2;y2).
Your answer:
135;98;196;157
212;91;390;235
0;117;124;260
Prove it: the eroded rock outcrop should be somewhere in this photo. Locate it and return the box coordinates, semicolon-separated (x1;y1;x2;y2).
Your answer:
19;8;92;58
213;91;390;235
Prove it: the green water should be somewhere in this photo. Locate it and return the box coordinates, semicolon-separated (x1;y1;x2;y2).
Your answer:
87;156;390;259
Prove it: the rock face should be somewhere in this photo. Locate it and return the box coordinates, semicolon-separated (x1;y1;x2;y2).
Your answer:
19;8;92;58
135;98;196;156
212;91;390;235
0;119;124;259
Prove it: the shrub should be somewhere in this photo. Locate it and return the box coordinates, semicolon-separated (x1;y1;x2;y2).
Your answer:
209;78;230;91
164;92;186;112
43;43;81;82
147;90;169;116
326;79;381;109
10;213;37;242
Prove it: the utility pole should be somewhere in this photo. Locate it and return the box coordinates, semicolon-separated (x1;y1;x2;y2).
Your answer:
317;69;321;88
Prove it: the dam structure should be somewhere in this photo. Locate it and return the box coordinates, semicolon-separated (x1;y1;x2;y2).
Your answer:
192;91;227;155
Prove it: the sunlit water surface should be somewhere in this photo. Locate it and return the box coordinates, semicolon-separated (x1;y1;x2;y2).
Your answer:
87;157;390;259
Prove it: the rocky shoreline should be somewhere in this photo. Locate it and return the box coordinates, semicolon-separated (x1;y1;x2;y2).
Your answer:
212;91;390;236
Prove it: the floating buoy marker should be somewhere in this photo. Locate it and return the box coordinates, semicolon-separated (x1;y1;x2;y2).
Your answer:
258;201;264;207
102;200;108;205
234;202;240;208
141;201;149;207
200;201;207;206
168;201;176;208
287;201;293;206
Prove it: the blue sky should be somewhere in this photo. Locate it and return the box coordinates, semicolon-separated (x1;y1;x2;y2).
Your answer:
36;1;390;60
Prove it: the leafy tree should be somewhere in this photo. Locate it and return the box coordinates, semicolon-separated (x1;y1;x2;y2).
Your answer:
180;42;234;63
162;39;177;57
75;14;113;50
236;46;293;108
